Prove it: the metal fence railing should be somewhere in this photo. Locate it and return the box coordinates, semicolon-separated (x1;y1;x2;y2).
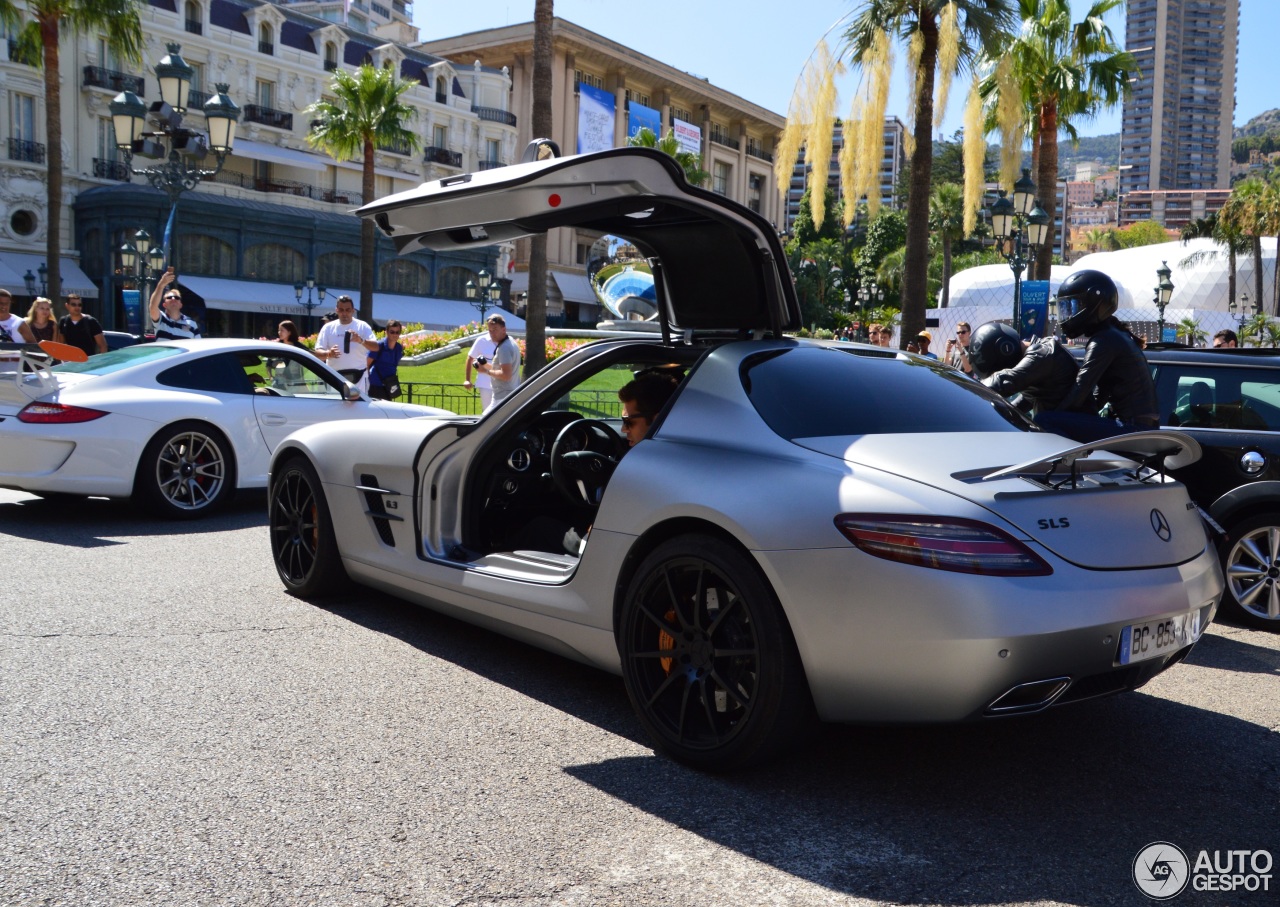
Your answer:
402;383;625;419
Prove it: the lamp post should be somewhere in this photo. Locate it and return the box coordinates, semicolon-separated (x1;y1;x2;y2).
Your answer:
1154;260;1174;344
466;268;496;322
1230;292;1254;344
118;228;167;320
110;43;240;267
293;277;327;335
989;168;1050;335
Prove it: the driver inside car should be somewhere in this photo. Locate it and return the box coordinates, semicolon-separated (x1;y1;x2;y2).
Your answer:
562;370;680;555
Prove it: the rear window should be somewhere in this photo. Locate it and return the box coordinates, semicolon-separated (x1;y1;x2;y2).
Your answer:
52;345;184;376
743;346;1033;439
1155;362;1280;430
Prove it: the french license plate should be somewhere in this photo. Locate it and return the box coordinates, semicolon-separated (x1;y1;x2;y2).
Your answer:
1119;611;1201;665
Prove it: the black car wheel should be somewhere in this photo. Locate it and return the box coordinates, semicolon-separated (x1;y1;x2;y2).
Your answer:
269;457;349;597
618;534;812;770
136;422;233;518
1221;514;1280;630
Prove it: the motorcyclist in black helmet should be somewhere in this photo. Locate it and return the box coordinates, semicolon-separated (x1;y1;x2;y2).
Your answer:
967;321;1079;416
1045;269;1160;442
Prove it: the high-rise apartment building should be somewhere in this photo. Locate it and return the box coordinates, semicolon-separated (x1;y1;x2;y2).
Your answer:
784;118;907;234
1118;0;1238;196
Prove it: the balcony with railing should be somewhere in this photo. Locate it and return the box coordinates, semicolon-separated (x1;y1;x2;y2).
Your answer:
424;145;462;168
209;169;365;205
710;132;740;151
259;41;274;56
746;145;773;163
83;66;144;94
187;88;211;110
185;18;202;35
244;104;293;130
477;160;505;171
9;138;46;164
377;137;414;156
471;106;517;127
324;59;338;72
93;158;130;181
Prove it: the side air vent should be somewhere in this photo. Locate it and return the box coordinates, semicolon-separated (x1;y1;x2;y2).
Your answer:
357;473;402;547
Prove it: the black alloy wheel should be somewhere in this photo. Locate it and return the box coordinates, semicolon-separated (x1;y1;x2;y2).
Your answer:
618;534;811;770
269;457;348;597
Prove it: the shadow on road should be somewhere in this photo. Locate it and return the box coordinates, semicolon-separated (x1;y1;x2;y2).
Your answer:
310;586;1276;906
0;491;267;546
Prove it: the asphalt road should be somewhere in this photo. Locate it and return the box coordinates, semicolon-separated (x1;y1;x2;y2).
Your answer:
1;490;1277;907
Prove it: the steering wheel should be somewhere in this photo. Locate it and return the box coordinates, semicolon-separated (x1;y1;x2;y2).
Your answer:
550;418;626;506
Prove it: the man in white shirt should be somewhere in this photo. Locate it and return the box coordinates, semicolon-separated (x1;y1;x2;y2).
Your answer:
314;295;375;386
463;330;495;411
0;288;38;374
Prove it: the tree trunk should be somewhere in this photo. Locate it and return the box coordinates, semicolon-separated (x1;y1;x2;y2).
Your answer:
522;0;555;378
941;236;952;308
359;137;376;324
900;20;938;348
42;17;62;302
1254;235;1264;313
1034;101;1059;282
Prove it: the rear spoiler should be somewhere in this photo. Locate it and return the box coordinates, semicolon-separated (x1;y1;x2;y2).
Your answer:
0;342;59;398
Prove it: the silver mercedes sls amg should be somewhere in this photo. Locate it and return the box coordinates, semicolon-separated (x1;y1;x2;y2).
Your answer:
267;146;1223;769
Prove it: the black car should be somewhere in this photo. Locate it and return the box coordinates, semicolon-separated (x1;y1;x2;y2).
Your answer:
1124;345;1280;630
103;330;146;351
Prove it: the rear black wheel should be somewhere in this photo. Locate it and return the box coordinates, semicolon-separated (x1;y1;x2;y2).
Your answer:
269;457;349;597
1221;514;1280;630
618;534;812;770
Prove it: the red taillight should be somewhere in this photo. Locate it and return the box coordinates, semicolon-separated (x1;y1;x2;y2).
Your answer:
834;514;1052;576
18;403;109;424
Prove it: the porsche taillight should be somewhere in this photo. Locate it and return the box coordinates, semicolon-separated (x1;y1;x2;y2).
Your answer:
18;403;109;424
834;514;1052;576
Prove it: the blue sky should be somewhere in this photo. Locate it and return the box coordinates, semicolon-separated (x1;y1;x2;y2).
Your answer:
415;0;1274;139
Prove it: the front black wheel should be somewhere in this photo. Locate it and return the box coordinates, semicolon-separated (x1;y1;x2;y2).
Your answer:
1221;514;1280;630
269;457;349;597
618;535;812;770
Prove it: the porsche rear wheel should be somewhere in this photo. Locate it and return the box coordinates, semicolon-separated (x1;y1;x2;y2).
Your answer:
618;535;812;770
269;457;348;597
1221;514;1280;630
136;422;233;519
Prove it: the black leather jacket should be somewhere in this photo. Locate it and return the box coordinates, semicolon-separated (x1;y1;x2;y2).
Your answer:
1058;320;1160;425
982;338;1079;415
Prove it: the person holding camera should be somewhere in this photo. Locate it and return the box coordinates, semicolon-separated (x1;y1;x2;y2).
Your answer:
364;320;405;400
314;295;375;387
472;314;521;413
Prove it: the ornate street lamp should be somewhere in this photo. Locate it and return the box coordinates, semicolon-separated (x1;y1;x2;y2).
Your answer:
989;169;1050;334
118;228;166;321
293;276;327;335
23;263;49;299
1154;260;1174;343
466;269;496;322
110;44;240;266
1229;292;1255;343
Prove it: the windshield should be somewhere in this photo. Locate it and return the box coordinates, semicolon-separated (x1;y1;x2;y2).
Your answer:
743;346;1034;439
53;345;185;376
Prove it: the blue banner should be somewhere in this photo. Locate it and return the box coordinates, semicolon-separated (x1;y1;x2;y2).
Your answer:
627;102;661;141
1020;280;1050;340
123;289;143;335
577;83;616;154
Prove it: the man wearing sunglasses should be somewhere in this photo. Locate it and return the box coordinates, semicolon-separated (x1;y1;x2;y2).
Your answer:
59;293;108;356
149;268;202;341
946;322;973;375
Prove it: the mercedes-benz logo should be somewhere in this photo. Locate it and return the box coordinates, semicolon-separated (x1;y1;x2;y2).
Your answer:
1150;508;1172;541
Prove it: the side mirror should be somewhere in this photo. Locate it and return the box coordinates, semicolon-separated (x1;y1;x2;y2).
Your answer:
343;381;362;402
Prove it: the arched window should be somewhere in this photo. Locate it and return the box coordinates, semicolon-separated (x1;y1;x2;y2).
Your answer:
379;259;429;295
324;42;338;72
258;24;274;56
178;234;235;276
435;76;447;104
184;1;202;34
318;251;360;289
436;266;476;299
244;243;304;282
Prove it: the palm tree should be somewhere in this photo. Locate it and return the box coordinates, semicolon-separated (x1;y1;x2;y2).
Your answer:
1241;312;1271;348
1265;319;1280;349
929;182;966;307
523;0;555;377
978;0;1134;280
1082;227;1114;253
6;0;143;301
307;65;419;323
1180;211;1248;312
627;127;709;187
1176;317;1206;348
781;1;1015;347
1219;178;1270;315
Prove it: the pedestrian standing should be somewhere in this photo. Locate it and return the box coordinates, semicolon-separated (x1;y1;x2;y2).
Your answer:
314;295;375;386
58;293;108;356
0;288;37;374
24;297;63;344
474;314;521;413
149;269;202;340
364;320;405;400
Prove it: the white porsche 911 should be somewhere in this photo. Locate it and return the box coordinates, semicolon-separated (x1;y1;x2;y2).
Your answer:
265;146;1223;769
0;339;449;518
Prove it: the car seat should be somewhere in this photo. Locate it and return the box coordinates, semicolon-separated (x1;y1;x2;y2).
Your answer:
1174;381;1217;427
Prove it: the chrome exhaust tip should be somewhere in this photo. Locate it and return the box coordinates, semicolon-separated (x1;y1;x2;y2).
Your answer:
986;677;1071;715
